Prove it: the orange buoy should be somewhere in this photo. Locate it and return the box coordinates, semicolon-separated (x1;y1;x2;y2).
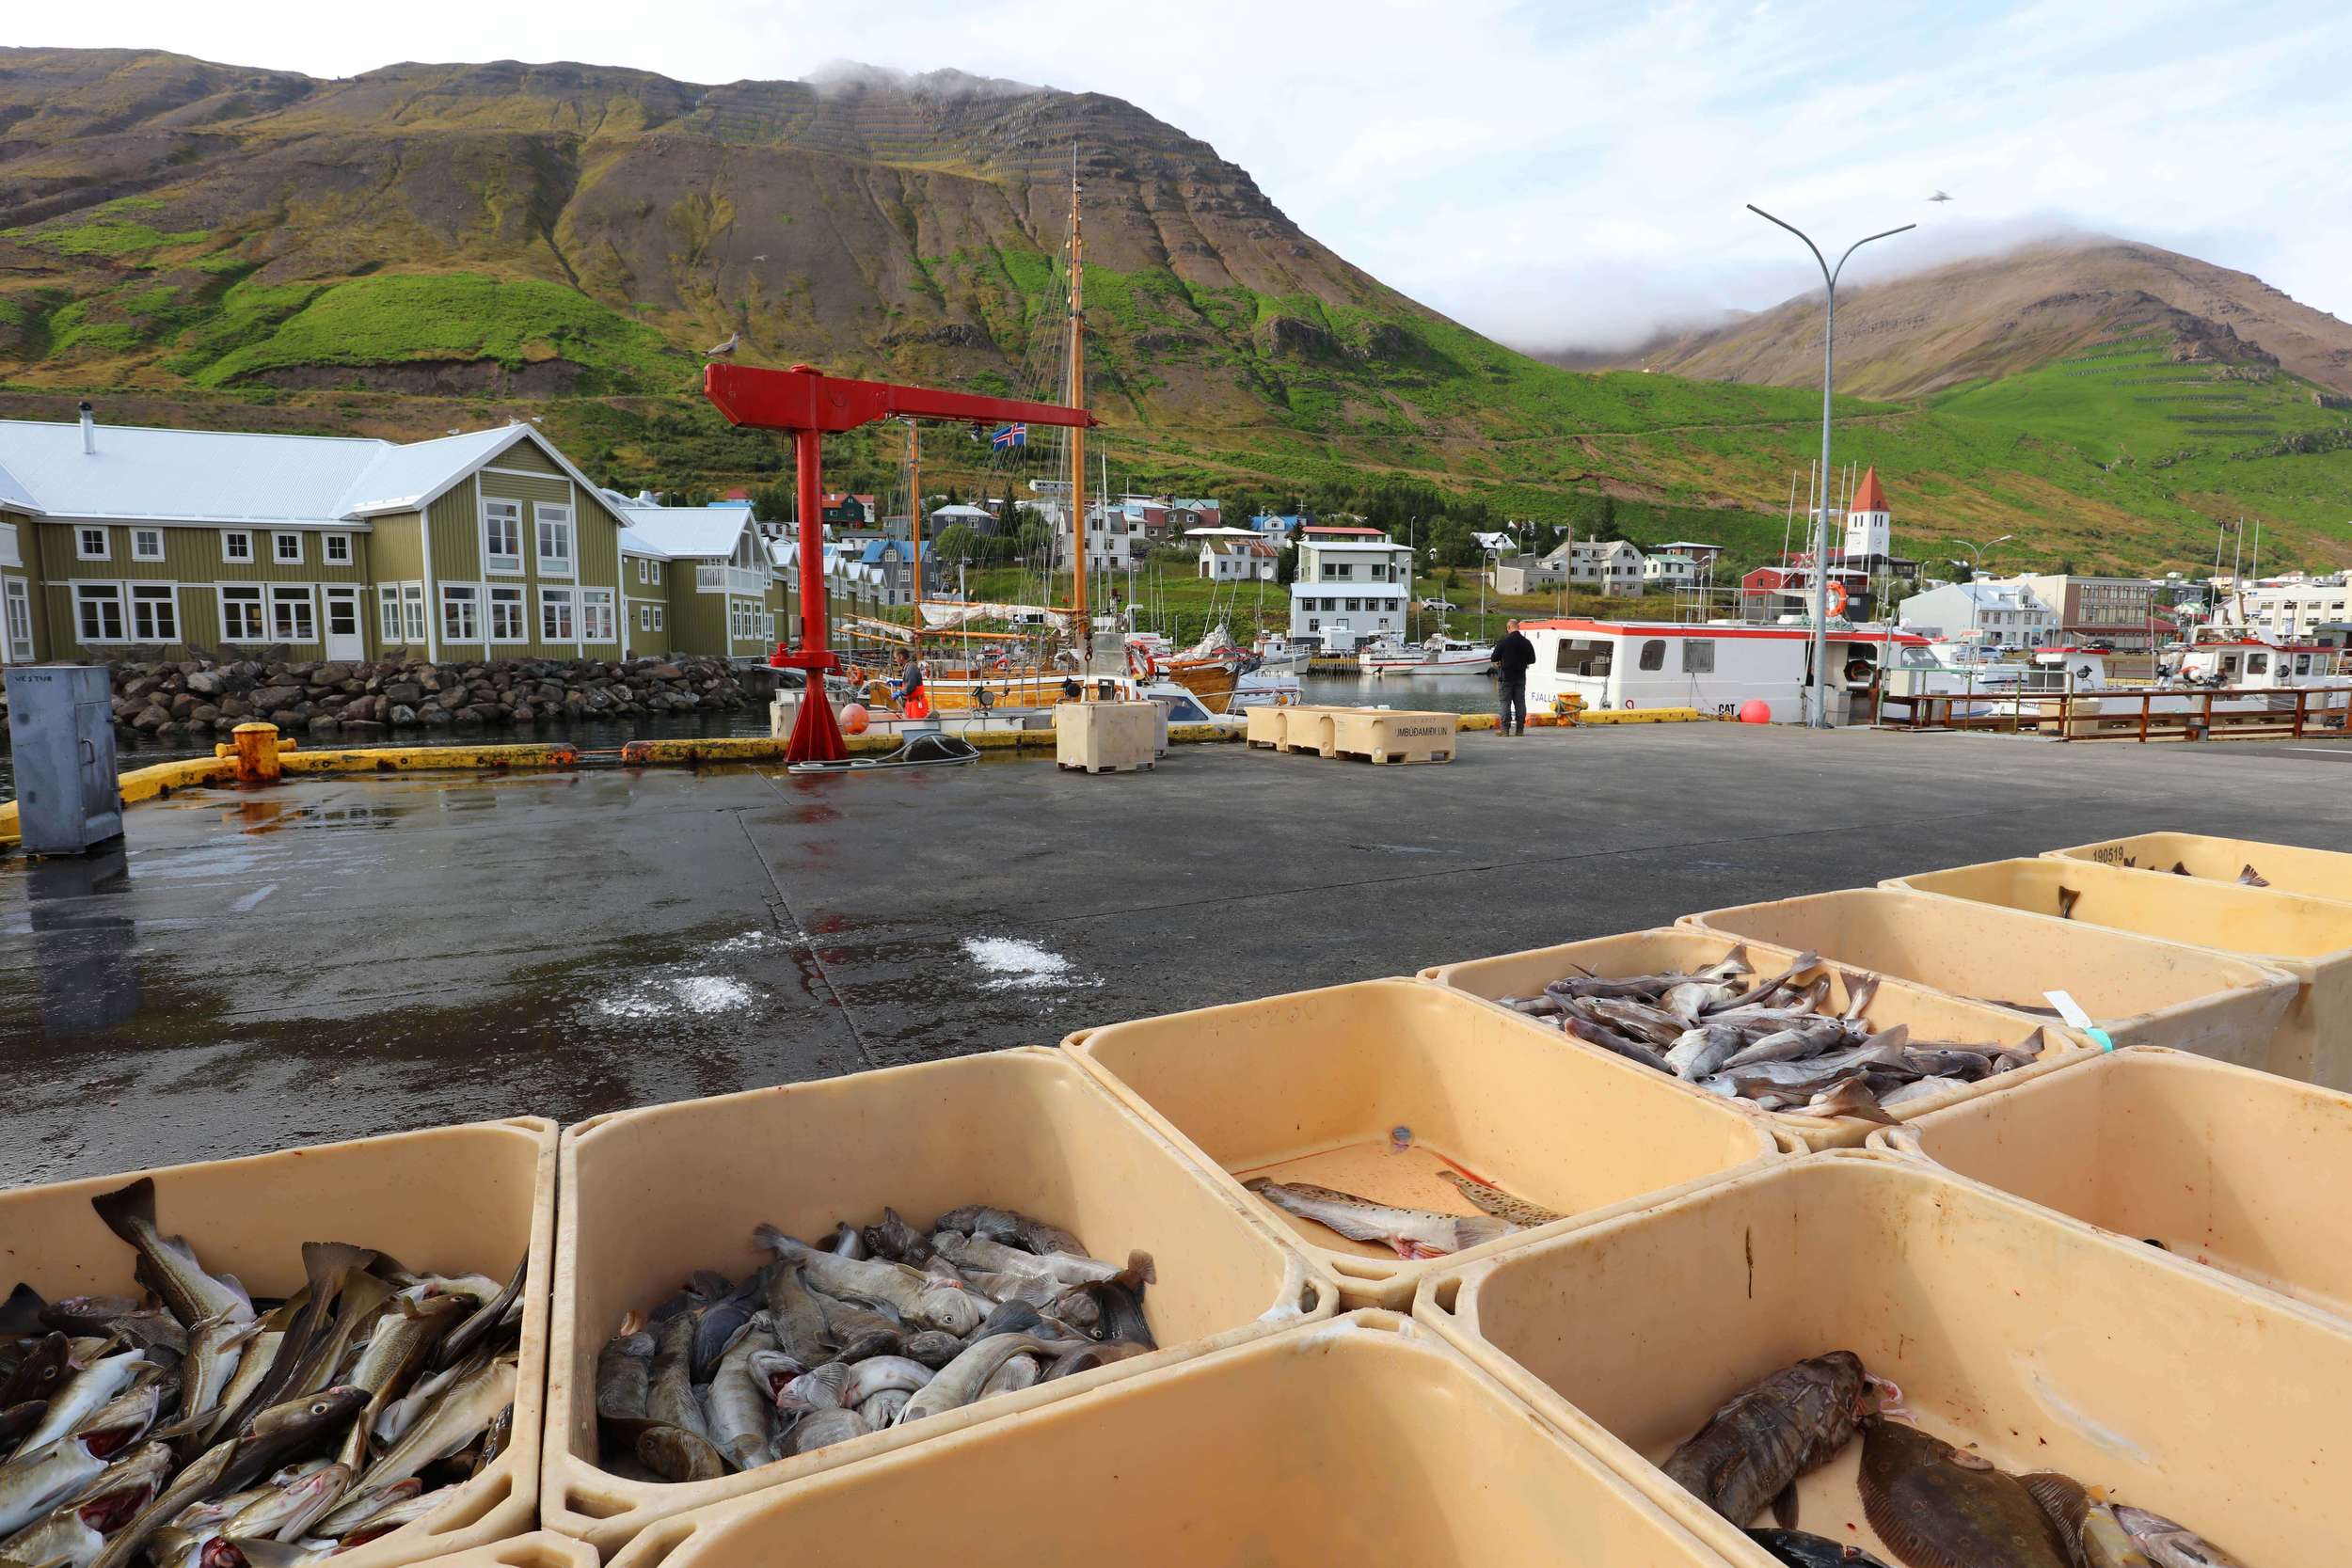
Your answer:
842;703;870;734
1738;699;1772;724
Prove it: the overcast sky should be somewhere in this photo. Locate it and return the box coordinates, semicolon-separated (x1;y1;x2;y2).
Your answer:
32;0;2352;349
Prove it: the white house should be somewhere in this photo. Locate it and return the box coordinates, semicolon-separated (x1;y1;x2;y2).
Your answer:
1898;578;2060;648
1288;525;1410;651
1540;537;1645;597
1642;551;1698;586
1046;499;1143;574
1199;536;1277;580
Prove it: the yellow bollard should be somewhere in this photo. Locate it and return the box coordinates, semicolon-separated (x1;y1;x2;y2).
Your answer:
230;721;283;784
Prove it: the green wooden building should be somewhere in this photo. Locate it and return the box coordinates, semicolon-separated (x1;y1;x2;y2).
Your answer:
0;405;788;667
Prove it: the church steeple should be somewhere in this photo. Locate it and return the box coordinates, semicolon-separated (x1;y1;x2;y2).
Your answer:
1844;466;1891;561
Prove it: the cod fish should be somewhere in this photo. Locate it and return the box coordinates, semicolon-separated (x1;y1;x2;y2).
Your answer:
754;1230;984;1338
1661;1352;1866;1527
1857;1418;2071;1568
1744;1528;1894;1568
1439;1173;1564;1227
2112;1504;2247;1568
88;1180;256;1330
1243;1180;1515;1259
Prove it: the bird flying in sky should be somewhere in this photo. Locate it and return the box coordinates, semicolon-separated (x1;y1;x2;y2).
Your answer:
1928;190;1954;202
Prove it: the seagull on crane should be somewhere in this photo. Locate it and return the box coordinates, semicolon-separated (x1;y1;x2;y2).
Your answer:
1928;190;1954;203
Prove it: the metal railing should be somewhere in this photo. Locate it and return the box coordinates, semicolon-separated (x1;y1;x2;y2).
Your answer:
696;564;769;594
1879;684;2352;742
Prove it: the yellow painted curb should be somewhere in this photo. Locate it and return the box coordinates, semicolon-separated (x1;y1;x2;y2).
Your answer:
1580;707;1708;725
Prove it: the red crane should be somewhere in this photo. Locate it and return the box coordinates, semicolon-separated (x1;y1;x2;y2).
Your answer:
702;362;1099;763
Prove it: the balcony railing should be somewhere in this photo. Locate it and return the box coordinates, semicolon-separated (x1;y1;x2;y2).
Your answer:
697;564;770;594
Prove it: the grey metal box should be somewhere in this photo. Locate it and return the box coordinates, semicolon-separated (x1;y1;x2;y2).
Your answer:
6;665;123;854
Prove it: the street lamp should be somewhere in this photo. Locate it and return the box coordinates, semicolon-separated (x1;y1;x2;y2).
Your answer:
1747;205;1915;727
1947;533;2014;644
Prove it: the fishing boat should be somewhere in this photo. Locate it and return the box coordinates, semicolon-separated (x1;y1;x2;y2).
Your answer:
1250;634;1315;673
1523;618;1925;723
1359;634;1493;675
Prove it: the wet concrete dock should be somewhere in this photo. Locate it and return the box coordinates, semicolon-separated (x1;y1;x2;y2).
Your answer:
6;724;2352;1183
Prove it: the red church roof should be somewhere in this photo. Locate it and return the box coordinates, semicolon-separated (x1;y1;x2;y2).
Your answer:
1851;467;1889;515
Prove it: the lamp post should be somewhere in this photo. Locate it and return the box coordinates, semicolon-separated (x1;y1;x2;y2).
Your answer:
1747;205;1914;727
1947;532;2014;644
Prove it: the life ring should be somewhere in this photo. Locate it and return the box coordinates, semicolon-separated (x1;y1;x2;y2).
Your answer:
1825;580;1849;616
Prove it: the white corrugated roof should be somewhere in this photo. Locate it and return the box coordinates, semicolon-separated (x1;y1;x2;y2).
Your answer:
616;503;753;560
0;417;594;527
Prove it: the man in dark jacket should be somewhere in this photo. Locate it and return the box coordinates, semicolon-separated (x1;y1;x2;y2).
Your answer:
1490;626;1537;735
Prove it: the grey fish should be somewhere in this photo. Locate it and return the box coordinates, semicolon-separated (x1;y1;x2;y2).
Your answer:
222;1463;349;1544
1438;1173;1564;1227
1839;970;1880;1022
333;1290;469;1471
0;1444;171;1568
216;1386;369;1496
1661;978;1743;1023
707;1320;777;1471
0;1335;73;1411
754;1229;982;1337
1858;1418;2071;1568
1661;1352;1866;1526
1744;1528;1894;1568
759;1263;833;1367
1803;1077;1901;1126
895;1334;1064;1427
854;1388;911;1428
2112;1504;2247;1568
645;1313;707;1439
1563;1015;1675;1073
977;1354;1041;1398
0;1433;115;1536
633;1424;726;1483
777;1362;849;1414
838;1357;931;1407
594;1330;654;1424
783;1407;867;1457
84;1435;234;1568
1582;997;1692;1048
1665;1022;1746;1081
930;1206;1087;1259
323;1487;442;1547
1877;1076;1974;1110
805;1292;901;1363
39;1300;186;1361
312;1477;421;1538
1245;1179;1515;1259
1721;1021;1852;1072
858;1209;933;1266
88;1180;256;1332
897;1331;963;1370
821;1225;866;1259
1041;1339;1153;1381
155;1316;267;1448
17;1351;150;1455
429;1253;527;1372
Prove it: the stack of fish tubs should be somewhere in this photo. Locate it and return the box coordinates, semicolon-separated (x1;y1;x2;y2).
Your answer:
8;829;2346;1568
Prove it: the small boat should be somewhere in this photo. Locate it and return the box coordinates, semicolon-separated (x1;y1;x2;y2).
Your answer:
1359;634;1492;675
1251;634;1315;673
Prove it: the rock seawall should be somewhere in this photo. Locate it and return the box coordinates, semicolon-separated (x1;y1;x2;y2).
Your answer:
0;656;776;741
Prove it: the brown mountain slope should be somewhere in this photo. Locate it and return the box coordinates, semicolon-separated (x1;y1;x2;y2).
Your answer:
1576;238;2352;400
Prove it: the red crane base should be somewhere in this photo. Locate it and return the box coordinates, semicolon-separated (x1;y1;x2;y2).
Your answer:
786;684;849;765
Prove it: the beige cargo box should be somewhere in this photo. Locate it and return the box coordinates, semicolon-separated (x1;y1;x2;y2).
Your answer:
1416;1152;2352;1568
0;1119;554;1568
1245;704;1294;748
1053;700;1157;773
1326;706;1458;763
1421;927;2091;1149
603;1313;1772;1568
406;1535;596;1568
1872;1046;2352;1322
1064;977;1781;1308
1885;855;2352;1086
1682;886;2297;1063
2049;830;2352;903
541;1049;1336;1552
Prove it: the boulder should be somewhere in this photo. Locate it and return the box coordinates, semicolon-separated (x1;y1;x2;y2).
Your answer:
185;671;222;696
384;681;423;706
389;704;418;725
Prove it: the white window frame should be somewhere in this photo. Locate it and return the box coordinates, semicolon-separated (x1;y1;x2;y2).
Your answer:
534;502;575;577
130;584;178;642
273;531;304;565
638;605;653;632
636;558;649;584
401;583;426;643
76;527;110;562
580;588;616;643
650;606;664;632
379;584;402;642
483;499;523;575
75;582;125;641
649;560;662;585
538;586;576;642
220;584;265;641
269;584;317;642
440;582;482;643
222;529;253;564
486;584;526;643
131;528;166;562
4;578;33;662
323;531;353;565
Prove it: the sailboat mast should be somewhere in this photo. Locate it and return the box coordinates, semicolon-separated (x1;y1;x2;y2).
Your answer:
906;419;924;655
1067;150;1089;663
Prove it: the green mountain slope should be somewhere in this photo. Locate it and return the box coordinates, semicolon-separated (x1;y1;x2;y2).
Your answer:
2;47;2349;575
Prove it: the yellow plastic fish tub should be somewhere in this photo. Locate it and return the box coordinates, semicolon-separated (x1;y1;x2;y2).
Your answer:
2047;830;2352;904
1062;976;1781;1309
1868;1046;2352;1323
601;1312;1771;1568
540;1048;1337;1553
407;1534;596;1568
0;1119;554;1568
1883;856;2352;1087
1413;1151;2352;1568
1325;707;1458;763
1420;928;2096;1150
1681;886;2296;1066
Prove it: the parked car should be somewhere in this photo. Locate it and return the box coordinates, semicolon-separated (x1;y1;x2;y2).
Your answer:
1418;596;1457;611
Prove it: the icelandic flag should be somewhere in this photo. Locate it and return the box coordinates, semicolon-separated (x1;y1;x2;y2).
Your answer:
991;422;1027;451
